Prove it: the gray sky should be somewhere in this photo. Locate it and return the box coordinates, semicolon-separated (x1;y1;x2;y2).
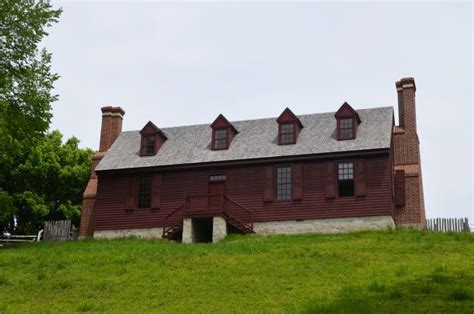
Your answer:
44;2;473;222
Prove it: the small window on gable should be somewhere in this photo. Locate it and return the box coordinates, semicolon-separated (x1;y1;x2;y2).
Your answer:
140;121;167;156
210;114;238;151
339;118;353;139
143;136;155;155
335;102;361;141
214;129;227;149
137;176;152;208
277;108;303;145
338;162;354;197
281;123;294;144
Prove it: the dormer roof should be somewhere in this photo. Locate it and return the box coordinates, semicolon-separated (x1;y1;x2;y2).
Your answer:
335;102;361;123
210;114;238;134
276;107;303;128
140;121;168;139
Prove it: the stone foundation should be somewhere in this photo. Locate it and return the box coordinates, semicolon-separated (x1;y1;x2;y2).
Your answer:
253;215;395;235
182;216;228;243
212;216;227;243
182;218;193;244
92;215;394;241
93;227;163;239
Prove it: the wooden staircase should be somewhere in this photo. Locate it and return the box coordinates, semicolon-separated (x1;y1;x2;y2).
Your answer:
162;205;184;240
223;195;254;234
162;195;254;240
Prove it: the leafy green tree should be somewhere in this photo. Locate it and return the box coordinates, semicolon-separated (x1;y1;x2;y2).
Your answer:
0;0;61;168
13;131;93;233
0;1;93;233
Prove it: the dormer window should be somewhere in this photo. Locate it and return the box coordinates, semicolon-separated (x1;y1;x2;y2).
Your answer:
140;121;167;156
214;129;227;149
210;114;238;151
339;118;353;139
143;136;155;155
281;123;294;144
335;102;361;141
277;107;303;145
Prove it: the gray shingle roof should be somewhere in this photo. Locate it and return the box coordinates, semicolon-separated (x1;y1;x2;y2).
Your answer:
96;107;394;171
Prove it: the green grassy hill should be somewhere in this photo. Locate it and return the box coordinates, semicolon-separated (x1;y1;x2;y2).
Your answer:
1;230;473;313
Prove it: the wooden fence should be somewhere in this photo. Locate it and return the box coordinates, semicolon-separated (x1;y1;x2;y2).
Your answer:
0;234;37;246
426;218;470;232
43;220;72;241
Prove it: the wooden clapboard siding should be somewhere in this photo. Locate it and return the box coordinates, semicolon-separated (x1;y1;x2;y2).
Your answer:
93;155;392;231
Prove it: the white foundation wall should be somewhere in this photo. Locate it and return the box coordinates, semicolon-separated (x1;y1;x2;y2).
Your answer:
253;216;395;235
93;227;163;239
182;218;193;244
212;216;227;243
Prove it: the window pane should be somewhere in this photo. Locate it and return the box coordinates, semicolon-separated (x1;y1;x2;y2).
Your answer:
276;166;292;200
338;162;354;180
339;118;353;139
210;175;226;182
281;123;294;144
138;176;152;208
143;136;155;155
214;129;227;148
338;162;354;196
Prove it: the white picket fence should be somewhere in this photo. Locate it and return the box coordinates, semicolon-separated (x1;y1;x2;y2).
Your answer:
426;217;470;232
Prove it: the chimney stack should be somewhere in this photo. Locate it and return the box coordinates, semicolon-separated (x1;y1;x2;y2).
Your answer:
99;106;125;152
395;77;417;132
79;106;125;238
392;77;426;227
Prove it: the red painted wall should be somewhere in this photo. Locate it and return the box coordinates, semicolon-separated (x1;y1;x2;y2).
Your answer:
93;155;392;231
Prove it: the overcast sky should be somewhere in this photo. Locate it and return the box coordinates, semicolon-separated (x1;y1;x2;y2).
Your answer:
43;2;472;222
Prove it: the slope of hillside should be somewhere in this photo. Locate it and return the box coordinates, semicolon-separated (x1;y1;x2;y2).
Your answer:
0;230;473;313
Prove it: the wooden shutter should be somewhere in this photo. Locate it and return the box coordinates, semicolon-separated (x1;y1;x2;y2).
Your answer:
293;164;303;200
151;174;162;209
264;166;274;202
325;161;337;198
355;159;366;196
126;177;137;210
395;170;406;206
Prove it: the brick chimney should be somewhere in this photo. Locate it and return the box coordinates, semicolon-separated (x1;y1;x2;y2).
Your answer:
79;106;125;238
99;106;125;152
395;77;417;132
392;77;425;227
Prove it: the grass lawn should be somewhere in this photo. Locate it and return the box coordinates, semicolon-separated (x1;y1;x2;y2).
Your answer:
0;230;473;313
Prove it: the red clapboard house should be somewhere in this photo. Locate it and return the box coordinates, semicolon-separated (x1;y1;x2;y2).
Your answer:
79;77;425;243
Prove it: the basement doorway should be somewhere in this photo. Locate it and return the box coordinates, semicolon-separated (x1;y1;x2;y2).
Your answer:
191;217;213;243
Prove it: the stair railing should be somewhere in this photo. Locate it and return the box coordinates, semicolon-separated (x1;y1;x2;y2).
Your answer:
162;204;184;237
224;195;253;232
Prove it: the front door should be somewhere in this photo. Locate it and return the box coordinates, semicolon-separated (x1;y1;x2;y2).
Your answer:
208;181;225;211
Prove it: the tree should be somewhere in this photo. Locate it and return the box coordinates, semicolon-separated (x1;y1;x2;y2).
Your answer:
0;0;61;166
0;1;93;233
13;131;93;233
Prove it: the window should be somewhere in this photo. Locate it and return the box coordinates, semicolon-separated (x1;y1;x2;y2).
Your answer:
137;176;152;208
276;166;292;201
139;121;167;156
143;136;155;155
339;118;353;139
338;162;354;196
214;129;227;149
281;123;294;144
210;175;226;182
